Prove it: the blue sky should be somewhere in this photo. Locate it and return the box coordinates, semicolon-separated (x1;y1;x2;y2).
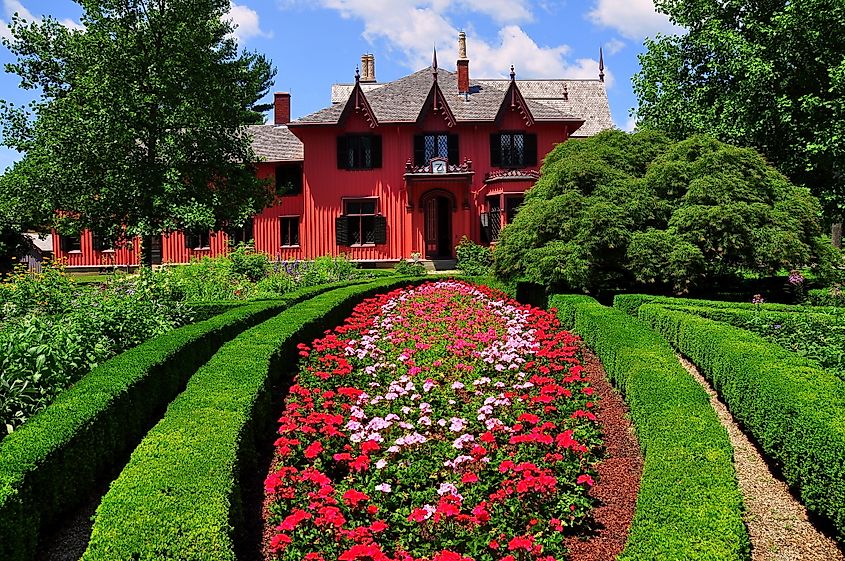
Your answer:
0;0;680;173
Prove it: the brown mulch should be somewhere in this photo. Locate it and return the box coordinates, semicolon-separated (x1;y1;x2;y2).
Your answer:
563;347;644;561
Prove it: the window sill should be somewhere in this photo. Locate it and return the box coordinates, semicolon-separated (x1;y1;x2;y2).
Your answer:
99;249;115;253
280;245;300;249
67;250;82;254
191;247;211;251
349;244;377;248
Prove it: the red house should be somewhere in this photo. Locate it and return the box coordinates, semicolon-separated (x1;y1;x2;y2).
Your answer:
53;34;612;268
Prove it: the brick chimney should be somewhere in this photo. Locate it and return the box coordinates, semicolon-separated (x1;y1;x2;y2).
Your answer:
363;54;376;83
360;54;370;81
274;92;291;125
457;32;469;94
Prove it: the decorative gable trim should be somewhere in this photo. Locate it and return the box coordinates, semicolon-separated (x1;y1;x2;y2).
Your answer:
417;80;457;128
495;72;535;127
339;71;379;129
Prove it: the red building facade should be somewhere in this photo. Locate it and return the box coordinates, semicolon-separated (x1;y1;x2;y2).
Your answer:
53;35;612;267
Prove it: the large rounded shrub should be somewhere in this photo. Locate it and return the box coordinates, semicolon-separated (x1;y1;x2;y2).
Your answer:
494;130;836;293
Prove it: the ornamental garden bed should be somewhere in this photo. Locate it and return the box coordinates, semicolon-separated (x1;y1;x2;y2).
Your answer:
263;281;609;561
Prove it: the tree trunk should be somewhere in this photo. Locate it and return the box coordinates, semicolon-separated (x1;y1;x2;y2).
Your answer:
833;222;843;249
140;235;154;268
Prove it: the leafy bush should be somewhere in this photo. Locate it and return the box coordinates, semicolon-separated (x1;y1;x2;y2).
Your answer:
228;243;270;282
496;130;835;294
550;294;747;560
393;257;426;276
0;263;190;434
637;304;845;543
455;236;493;275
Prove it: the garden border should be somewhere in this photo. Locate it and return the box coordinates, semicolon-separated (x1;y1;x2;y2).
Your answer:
636;303;845;543
614;293;845;318
550;294;749;561
0;280;368;561
82;278;427;561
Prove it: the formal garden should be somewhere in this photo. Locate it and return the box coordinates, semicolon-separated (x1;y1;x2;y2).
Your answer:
2;0;845;560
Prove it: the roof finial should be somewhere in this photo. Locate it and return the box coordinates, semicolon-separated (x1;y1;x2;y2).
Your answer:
599;47;605;82
510;64;515;81
432;45;438;81
355;66;360;83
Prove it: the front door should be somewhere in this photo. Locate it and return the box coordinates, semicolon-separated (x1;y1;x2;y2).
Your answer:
424;195;452;258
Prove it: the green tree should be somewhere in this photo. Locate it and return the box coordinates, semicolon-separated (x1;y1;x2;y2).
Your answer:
0;0;276;265
494;130;836;294
633;0;845;244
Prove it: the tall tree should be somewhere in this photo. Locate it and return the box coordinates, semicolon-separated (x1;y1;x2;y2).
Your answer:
633;0;845;244
0;0;276;264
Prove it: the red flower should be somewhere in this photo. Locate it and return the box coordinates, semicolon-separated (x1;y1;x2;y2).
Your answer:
268;533;292;552
342;488;370;508
461;472;479;484
370;520;388;532
408;507;431;522
304;441;323;459
488;539;499;549
338;544;389;561
508;535;535;551
577;474;595;487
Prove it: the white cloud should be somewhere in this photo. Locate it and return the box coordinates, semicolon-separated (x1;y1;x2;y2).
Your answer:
0;0;83;41
297;1;605;82
228;2;271;43
588;0;682;39
604;37;625;55
456;0;533;24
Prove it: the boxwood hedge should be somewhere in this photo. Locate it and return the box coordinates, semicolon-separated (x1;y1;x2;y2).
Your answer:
82;278;425;561
614;293;845;318
637;303;845;543
550;294;748;561
0;280;364;561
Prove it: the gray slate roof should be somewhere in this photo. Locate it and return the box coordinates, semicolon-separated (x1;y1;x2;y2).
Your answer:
247;124;303;162
477;79;613;137
298;68;586;127
322;69;613;136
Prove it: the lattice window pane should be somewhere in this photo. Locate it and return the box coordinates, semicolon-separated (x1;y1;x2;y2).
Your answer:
425;135;436;162
437;135;449;158
513;134;525;166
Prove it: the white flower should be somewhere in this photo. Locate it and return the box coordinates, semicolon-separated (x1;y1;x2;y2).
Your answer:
375;483;393;493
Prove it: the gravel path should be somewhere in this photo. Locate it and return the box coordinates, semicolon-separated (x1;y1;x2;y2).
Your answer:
678;355;844;561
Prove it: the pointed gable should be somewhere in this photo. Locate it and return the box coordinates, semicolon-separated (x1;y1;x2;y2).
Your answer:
417;78;457;128
338;71;379;129
495;68;535;127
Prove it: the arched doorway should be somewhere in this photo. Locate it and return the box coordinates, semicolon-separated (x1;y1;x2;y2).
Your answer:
421;190;454;259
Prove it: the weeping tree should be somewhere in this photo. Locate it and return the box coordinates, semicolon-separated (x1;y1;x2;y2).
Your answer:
494;130;839;294
0;0;276;265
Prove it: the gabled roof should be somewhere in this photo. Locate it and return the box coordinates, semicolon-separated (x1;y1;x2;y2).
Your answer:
247;124;303;162
296;68;584;127
478;79;613;137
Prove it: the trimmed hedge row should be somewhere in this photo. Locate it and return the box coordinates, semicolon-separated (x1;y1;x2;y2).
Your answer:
0;281;360;561
807;287;845;307
637;303;845;543
550;295;749;561
82;278;425;561
614;293;845;317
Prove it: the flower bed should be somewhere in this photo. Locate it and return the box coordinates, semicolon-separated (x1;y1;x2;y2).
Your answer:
264;281;602;561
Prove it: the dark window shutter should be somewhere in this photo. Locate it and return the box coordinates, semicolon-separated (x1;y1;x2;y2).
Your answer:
524;134;538;166
413;135;425;166
371;135;382;168
490;133;501;167
447;134;459;165
292;218;300;246
92;233;104;251
335;216;350;246
480;213;491;244
60;236;70;252
337;136;348;169
185;233;194;248
373;215;387;244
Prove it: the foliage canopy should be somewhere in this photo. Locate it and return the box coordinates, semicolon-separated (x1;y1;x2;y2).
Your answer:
0;0;276;264
634;0;845;222
494;130;836;293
